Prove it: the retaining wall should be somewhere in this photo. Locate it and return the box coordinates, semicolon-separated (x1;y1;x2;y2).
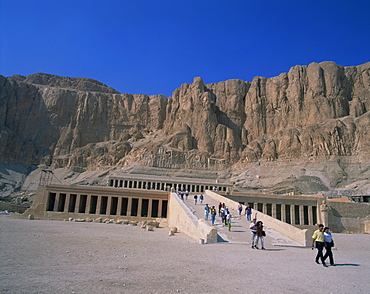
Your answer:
167;192;217;244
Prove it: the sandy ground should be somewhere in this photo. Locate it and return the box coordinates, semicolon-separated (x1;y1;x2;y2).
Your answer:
0;215;369;294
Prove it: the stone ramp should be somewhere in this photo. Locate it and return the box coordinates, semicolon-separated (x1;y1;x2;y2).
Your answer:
182;193;302;247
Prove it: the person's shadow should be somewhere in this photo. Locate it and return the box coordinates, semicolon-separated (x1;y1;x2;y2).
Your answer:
263;249;285;251
330;263;360;267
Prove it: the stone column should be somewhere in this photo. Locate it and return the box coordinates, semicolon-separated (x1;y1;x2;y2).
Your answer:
253;203;258;211
117;197;123;216
299;205;304;225
107;196;112;215
137;198;143;217
308;206;313;226
86;195;92;215
262;203;267;214
272;203;277;218
96;196;102;215
75;194;81;213
65;193;71;213
158;200;163;218
290;205;295;225
281;204;286;222
53;193;60;212
127;197;132;216
320;199;329;227
148;199;153;217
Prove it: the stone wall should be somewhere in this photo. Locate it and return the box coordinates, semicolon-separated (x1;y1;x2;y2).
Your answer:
167;192;217;243
329;202;370;233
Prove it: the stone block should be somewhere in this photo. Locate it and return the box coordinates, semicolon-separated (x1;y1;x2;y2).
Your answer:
75;218;85;222
94;217;102;223
147;221;160;228
140;221;147;228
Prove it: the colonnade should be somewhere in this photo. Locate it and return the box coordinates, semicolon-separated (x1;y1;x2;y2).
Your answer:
109;178;230;193
46;191;168;218
250;202;317;226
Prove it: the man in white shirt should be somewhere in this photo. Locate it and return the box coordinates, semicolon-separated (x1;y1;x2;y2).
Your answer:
250;218;258;249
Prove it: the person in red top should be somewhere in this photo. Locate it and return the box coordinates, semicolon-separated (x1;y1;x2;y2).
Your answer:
255;221;265;250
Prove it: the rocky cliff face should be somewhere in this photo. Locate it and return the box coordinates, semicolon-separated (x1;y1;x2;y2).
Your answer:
0;61;370;193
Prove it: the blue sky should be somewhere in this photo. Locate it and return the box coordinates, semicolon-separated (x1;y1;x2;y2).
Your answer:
1;0;369;97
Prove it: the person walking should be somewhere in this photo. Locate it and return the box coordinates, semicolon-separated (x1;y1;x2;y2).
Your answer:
218;202;223;216
255;221;265;250
250;218;258;249
226;209;232;231
199;194;204;204
210;206;217;225
220;205;226;225
245;205;252;222
193;194;198;205
312;224;327;266
238;203;243;215
323;227;335;266
223;207;229;226
204;204;210;220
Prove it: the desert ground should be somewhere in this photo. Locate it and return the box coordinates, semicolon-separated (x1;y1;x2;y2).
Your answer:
0;215;369;294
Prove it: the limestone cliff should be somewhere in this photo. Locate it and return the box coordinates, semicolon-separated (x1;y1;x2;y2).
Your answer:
0;62;370;195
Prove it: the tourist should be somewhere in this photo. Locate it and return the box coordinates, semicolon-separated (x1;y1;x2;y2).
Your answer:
220;205;226;225
250;218;258;249
238;203;243;215
245;205;252;222
255;221;265;249
194;194;198;205
218;202;223;216
204;204;210;220
226;209;231;231
185;190;189;200
323;227;335;266
199;194;204;204
223;207;228;226
210;206;217;225
312;224;326;266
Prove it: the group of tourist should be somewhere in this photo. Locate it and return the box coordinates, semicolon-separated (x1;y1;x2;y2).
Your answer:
204;204;218;226
204;202;231;230
177;191;204;205
193;194;204;205
195;196;336;264
312;224;335;266
249;218;266;249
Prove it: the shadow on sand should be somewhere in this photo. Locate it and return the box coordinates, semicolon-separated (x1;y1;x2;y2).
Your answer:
330;263;360;267
258;248;285;251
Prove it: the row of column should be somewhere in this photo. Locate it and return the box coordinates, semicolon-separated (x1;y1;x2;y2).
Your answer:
46;192;168;218
110;179;228;193
251;202;317;226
